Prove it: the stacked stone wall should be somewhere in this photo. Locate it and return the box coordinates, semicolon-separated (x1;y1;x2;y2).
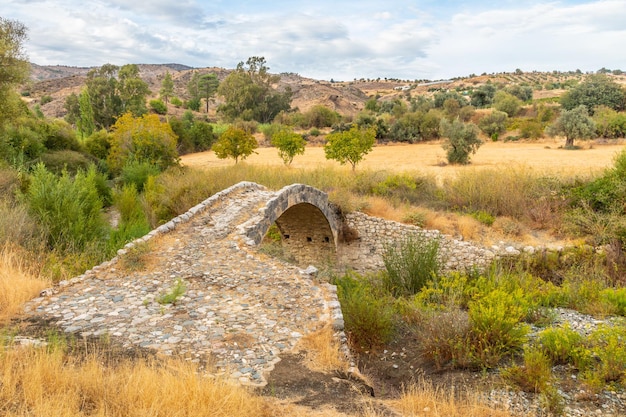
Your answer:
337;212;495;273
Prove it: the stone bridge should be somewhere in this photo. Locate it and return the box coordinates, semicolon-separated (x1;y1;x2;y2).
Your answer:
25;181;496;386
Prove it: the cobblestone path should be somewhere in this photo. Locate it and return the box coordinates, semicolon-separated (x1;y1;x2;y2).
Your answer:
25;184;342;386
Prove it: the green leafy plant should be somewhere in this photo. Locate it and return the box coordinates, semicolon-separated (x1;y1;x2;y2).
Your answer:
537;325;583;365
382;233;442;297
157;278;187;305
335;272;395;350
466;289;530;367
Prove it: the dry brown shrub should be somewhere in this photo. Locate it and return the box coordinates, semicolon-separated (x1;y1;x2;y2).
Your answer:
298;325;349;373
389;380;513;417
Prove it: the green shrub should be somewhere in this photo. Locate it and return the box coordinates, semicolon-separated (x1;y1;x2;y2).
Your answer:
502;346;553;393
537;325;583;365
502;347;564;415
469;210;495;226
39;150;92;175
309;127;321;137
601;288;626;315
382;233;442;297
583;324;626;385
40;95;53;105
149;99;167;115
467;289;530;367
120;160;161;192
170;97;182;108
335;272;395;350
84;130;111;160
23;163;109;252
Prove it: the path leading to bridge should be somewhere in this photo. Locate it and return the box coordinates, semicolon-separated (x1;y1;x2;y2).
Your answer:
25;183;344;386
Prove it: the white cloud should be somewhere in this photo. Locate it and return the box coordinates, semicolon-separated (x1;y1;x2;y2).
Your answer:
4;0;626;80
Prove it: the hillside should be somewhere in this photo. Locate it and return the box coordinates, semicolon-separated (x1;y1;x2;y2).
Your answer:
22;63;626;121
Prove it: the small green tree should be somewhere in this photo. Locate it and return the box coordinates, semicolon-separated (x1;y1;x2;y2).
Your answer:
213;126;258;164
271;128;306;165
478;110;508;140
548;105;596;148
440;118;482;164
324;125;376;171
159;70;174;106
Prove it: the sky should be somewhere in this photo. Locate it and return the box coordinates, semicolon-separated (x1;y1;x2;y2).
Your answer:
5;0;626;81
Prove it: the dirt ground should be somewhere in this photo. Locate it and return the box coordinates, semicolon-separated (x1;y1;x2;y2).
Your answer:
181;139;626;183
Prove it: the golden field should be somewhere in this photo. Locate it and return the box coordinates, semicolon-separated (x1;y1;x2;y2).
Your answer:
181;139;626;182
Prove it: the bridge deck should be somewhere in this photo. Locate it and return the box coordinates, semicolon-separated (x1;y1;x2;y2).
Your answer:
25;185;339;386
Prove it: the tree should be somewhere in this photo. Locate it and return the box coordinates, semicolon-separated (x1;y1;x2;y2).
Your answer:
324;125;376;171
271;128;306;165
108;113;179;174
212;126;258;163
86;64;122;129
160;70;174;106
0;17;30;127
117;64;150;116
217;56;292;123
493;91;522;117
560;74;626;114
470;84;497;108
548;105;596;148
478;110;508;140
198;73;219;114
440;119;482;164
64;93;80;125
186;71;201;111
77;89;95;138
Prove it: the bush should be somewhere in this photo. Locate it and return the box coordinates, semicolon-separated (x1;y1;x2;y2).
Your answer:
23;164;109;252
170;97;182;108
382;233;442;297
502;346;553;393
120;160;161;192
600;287;626;316
84;130;111;160
39;150;92;175
467;289;530;367
149;99;167;115
417;308;471;370
335;272;395;350
537;325;583;365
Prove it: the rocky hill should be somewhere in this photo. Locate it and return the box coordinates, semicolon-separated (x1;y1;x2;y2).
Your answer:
24;63;624;121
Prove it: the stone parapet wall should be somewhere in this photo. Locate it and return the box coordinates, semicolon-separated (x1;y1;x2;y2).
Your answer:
337;212;496;273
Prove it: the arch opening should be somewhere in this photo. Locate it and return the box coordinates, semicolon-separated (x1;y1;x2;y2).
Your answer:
262;202;336;267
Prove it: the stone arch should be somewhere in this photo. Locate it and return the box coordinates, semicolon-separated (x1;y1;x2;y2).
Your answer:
242;184;342;266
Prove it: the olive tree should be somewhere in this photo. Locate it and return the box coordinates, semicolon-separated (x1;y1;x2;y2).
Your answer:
548;105;596;148
440;119;482;164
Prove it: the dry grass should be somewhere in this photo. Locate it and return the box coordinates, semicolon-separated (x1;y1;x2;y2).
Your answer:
389;380;513;417
297;325;349;373
0;342;376;417
0;244;49;323
0;344;274;417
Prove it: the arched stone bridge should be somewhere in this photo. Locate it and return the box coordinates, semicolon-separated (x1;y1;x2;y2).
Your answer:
26;181;496;386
